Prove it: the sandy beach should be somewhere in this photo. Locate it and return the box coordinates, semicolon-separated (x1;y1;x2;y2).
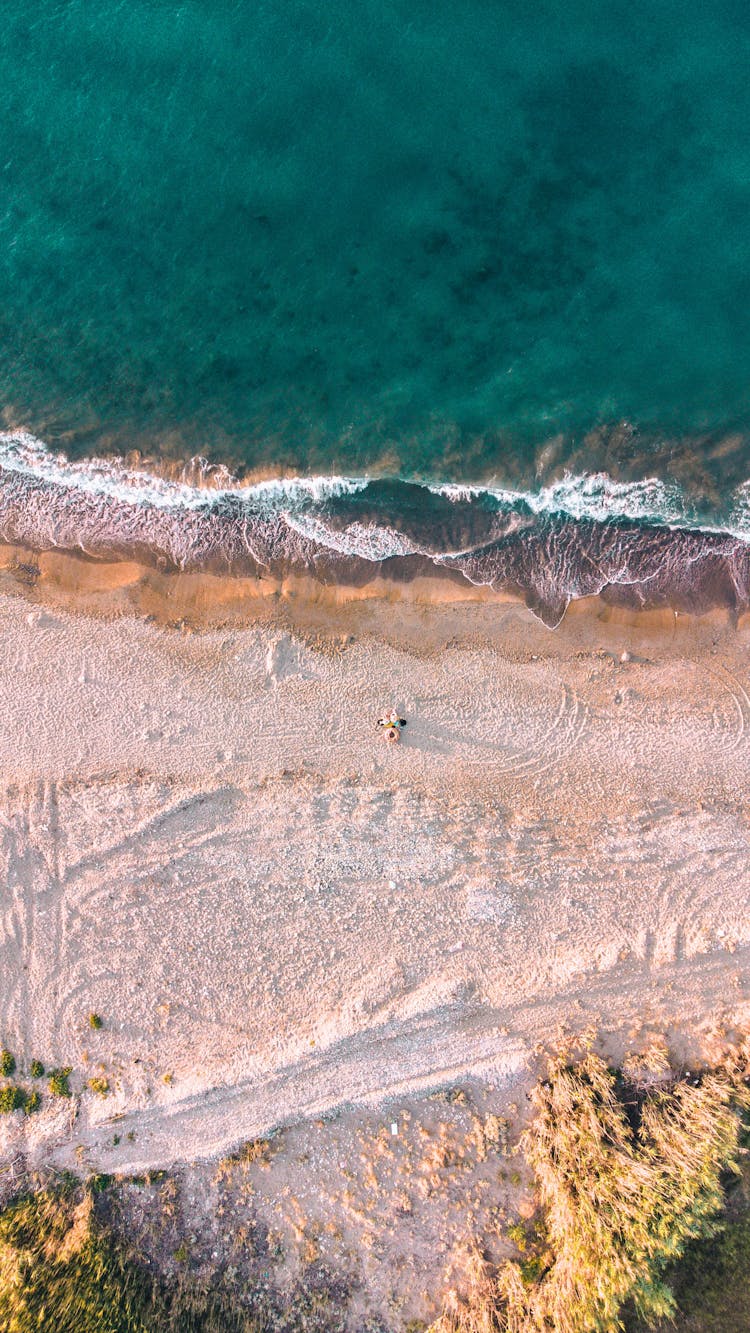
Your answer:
0;553;749;1318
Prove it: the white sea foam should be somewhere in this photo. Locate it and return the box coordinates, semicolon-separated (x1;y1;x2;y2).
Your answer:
2;432;750;557
0;431;369;513
727;482;750;540
283;513;422;561
429;482;487;503
429;471;691;527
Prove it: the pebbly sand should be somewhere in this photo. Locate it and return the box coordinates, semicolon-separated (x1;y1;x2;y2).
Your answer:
0;547;749;1319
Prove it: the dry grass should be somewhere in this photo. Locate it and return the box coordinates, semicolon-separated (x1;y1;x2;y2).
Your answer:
431;1048;750;1333
0;1178;265;1332
0;1182;154;1332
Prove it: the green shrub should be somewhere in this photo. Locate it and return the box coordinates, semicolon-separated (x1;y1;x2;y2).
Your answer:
431;1052;749;1333
88;1077;110;1097
0;1085;41;1114
506;1222;530;1253
636;1212;750;1332
0;1048;15;1077
29;1059;45;1078
48;1067;73;1098
0;1085;27;1113
88;1013;103;1030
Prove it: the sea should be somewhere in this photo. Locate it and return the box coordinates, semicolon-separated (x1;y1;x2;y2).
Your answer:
2;0;750;623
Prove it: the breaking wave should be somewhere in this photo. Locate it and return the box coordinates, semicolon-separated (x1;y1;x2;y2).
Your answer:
2;430;750;627
0;432;369;512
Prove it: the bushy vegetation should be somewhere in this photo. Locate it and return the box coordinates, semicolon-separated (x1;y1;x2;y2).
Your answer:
1;1049;748;1333
0;1084;40;1116
0;1180;263;1332
627;1214;750;1333
88;1013;103;1031
432;1050;750;1333
0;1185;153;1332
0;1086;28;1115
48;1067;73;1098
0;1051;15;1079
29;1060;44;1079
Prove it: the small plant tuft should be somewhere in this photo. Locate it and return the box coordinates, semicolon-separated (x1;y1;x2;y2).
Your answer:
29;1059;44;1079
0;1049;15;1077
518;1253;548;1286
88;1012;103;1030
506;1221;530;1253
47;1067;72;1098
89;1173;113;1193
87;1077;109;1097
0;1085;27;1114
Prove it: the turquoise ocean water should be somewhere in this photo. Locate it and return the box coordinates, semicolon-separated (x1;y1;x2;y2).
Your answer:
2;1;750;618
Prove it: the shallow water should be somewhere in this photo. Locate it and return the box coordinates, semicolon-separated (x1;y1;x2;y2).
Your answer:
2;1;750;488
4;3;750;617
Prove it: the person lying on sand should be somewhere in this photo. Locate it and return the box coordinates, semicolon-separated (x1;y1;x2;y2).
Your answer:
376;711;407;742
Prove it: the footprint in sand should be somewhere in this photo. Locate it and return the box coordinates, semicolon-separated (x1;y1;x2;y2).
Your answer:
264;634;316;686
465;881;515;926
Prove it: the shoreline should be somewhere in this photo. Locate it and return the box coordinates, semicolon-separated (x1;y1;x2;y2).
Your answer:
2;432;750;628
0;539;747;651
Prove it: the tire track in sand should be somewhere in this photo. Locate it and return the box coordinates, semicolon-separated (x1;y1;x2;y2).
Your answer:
427;681;590;779
705;664;750;755
0;781;63;1050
